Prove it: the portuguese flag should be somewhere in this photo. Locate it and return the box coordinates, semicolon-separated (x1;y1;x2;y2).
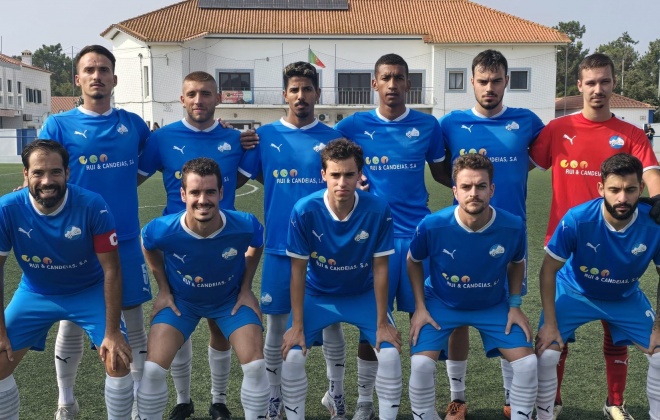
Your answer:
309;48;326;68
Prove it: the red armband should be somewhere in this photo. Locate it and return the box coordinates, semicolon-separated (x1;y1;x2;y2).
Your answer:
94;230;118;253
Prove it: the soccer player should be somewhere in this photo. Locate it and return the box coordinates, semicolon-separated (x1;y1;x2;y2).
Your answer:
535;153;660;420
238;62;345;420
0;140;133;419
334;53;445;420
529;52;660;419
407;153;536;420
138;157;268;420
138;71;245;420
39;44;151;419
437;49;544;419
281;138;402;420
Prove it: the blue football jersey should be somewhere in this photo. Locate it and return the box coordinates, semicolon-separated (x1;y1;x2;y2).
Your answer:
287;189;394;296
546;198;660;300
40;106;149;241
335;108;445;236
239;118;341;255
0;184;116;295
141;209;264;306
439;107;544;220
138;119;244;213
409;206;526;309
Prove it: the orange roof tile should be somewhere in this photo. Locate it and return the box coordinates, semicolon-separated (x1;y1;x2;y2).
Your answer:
555;94;656;111
102;0;570;45
51;97;78;114
0;53;52;74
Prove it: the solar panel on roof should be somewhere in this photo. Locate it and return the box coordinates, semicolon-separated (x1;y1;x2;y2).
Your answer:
198;0;349;10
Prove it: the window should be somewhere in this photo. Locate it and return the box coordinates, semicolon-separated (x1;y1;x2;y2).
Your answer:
407;72;424;104
446;69;466;92
143;66;150;98
17;82;21;94
218;71;252;104
37;90;42;104
26;88;33;103
509;69;530;91
337;72;371;104
0;78;2;91
18;96;22;108
7;80;12;93
8;95;13;106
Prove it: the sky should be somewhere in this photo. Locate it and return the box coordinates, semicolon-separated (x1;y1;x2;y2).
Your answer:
1;0;659;59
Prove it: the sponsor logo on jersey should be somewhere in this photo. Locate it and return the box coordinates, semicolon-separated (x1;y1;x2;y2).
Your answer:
460;124;473;133
559;160;588;169
364;130;376;140
173;145;186;154
74;130;88;139
563;134;576;145
64;225;82;240
459;148;488;156
18;227;33;238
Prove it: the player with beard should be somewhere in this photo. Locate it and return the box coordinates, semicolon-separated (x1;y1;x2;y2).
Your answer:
530;53;660;419
535;153;660;420
0;140;133;419
238;62;345;420
407;153;536;420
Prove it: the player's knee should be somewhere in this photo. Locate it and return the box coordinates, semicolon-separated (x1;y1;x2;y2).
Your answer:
410;354;436;373
538;349;562;367
510;353;537;373
284;349;307;364
647;351;660;369
105;360;131;377
241;358;266;378
375;347;401;377
142;360;167;382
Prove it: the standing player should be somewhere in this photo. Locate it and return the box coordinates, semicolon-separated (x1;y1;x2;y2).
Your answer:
238;62;345;420
535;153;660;420
407;153;536;420
0;140;133;419
39;45;151;419
437;49;544;419
530;52;660;419
138;157;268;420
281;139;402;420
138;71;245;420
334;53;445;420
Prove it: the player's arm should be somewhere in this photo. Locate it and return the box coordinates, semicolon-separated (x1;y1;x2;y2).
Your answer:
536;253;565;354
505;260;531;342
407;251;440;346
96;248;132;371
282;257;308;358
643;169;660;197
231;245;264;317
428;161;452;188
237;172;250;189
0;255;14;362
239;129;259;150
137;173;150;186
142;244;180;320
649;266;660;355
373;255;401;352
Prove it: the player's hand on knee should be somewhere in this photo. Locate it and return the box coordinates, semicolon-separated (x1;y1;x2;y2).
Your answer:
231;288;262;319
640;194;660;224
506;307;532;342
535;324;563;356
100;331;133;373
281;327;306;359
0;334;14;362
150;291;180;322
376;324;402;353
409;308;440;346
239;129;260;150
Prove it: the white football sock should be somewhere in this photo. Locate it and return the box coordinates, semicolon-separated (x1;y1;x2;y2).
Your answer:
0;375;19;420
105;373;133;419
137;361;169;420
55;320;84;406
264;314;287;399
241;359;269;419
509;354;537;420
446;359;467;402
171;338;193;404
536;349;561;420
280;349;308;420
409;355;437;420
209;345;232;404
356;357;378;403
374;347;402;420
322;323;345;397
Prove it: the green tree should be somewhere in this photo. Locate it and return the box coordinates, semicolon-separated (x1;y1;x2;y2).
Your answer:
623;39;660;121
32;43;81;97
596;32;639;96
554;21;590;98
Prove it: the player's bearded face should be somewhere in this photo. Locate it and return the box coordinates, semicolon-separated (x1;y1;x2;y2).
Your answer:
603;199;637;220
599;173;642;221
31;182;66;208
472;65;507;112
25;152;68;210
284;77;319;121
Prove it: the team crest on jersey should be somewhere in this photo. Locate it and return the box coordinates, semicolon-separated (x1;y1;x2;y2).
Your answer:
222;247;238;260
406;128;420;138
354;230;369;242
489;244;505;257
261;293;273;305
117;124;129;135
313;142;326;153
609;135;625;149
64;225;82;240
631;243;647;256
218;143;232;152
505;121;519;131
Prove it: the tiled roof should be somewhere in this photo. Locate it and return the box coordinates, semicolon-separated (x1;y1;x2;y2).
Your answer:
51;97;78;114
102;0;570;44
0;53;52;74
555;94;656;111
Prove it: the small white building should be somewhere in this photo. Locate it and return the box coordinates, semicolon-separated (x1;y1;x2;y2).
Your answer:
555;94;656;126
102;0;570;129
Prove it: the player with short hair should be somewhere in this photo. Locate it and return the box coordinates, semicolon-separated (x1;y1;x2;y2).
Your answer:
407;153;536;420
530;52;660;419
138;70;246;420
281;138;402;420
535;153;660;420
437;49;544;419
39;44;151;419
138;157;268;420
0;140;133;419
334;53;445;420
238;62;346;420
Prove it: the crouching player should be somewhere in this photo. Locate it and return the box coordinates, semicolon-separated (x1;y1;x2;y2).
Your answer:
535;153;660;420
138;158;268;419
407;153;537;420
281;139;402;420
0;140;132;419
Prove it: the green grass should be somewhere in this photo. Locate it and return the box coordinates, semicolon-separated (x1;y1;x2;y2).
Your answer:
2;165;656;419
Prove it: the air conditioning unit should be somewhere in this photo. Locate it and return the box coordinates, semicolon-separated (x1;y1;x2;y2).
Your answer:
336;113;344;122
23;114;33;121
318;113;330;122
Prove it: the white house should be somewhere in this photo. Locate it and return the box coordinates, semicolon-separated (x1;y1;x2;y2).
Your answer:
101;0;570;129
0;51;51;129
555;94;656;127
